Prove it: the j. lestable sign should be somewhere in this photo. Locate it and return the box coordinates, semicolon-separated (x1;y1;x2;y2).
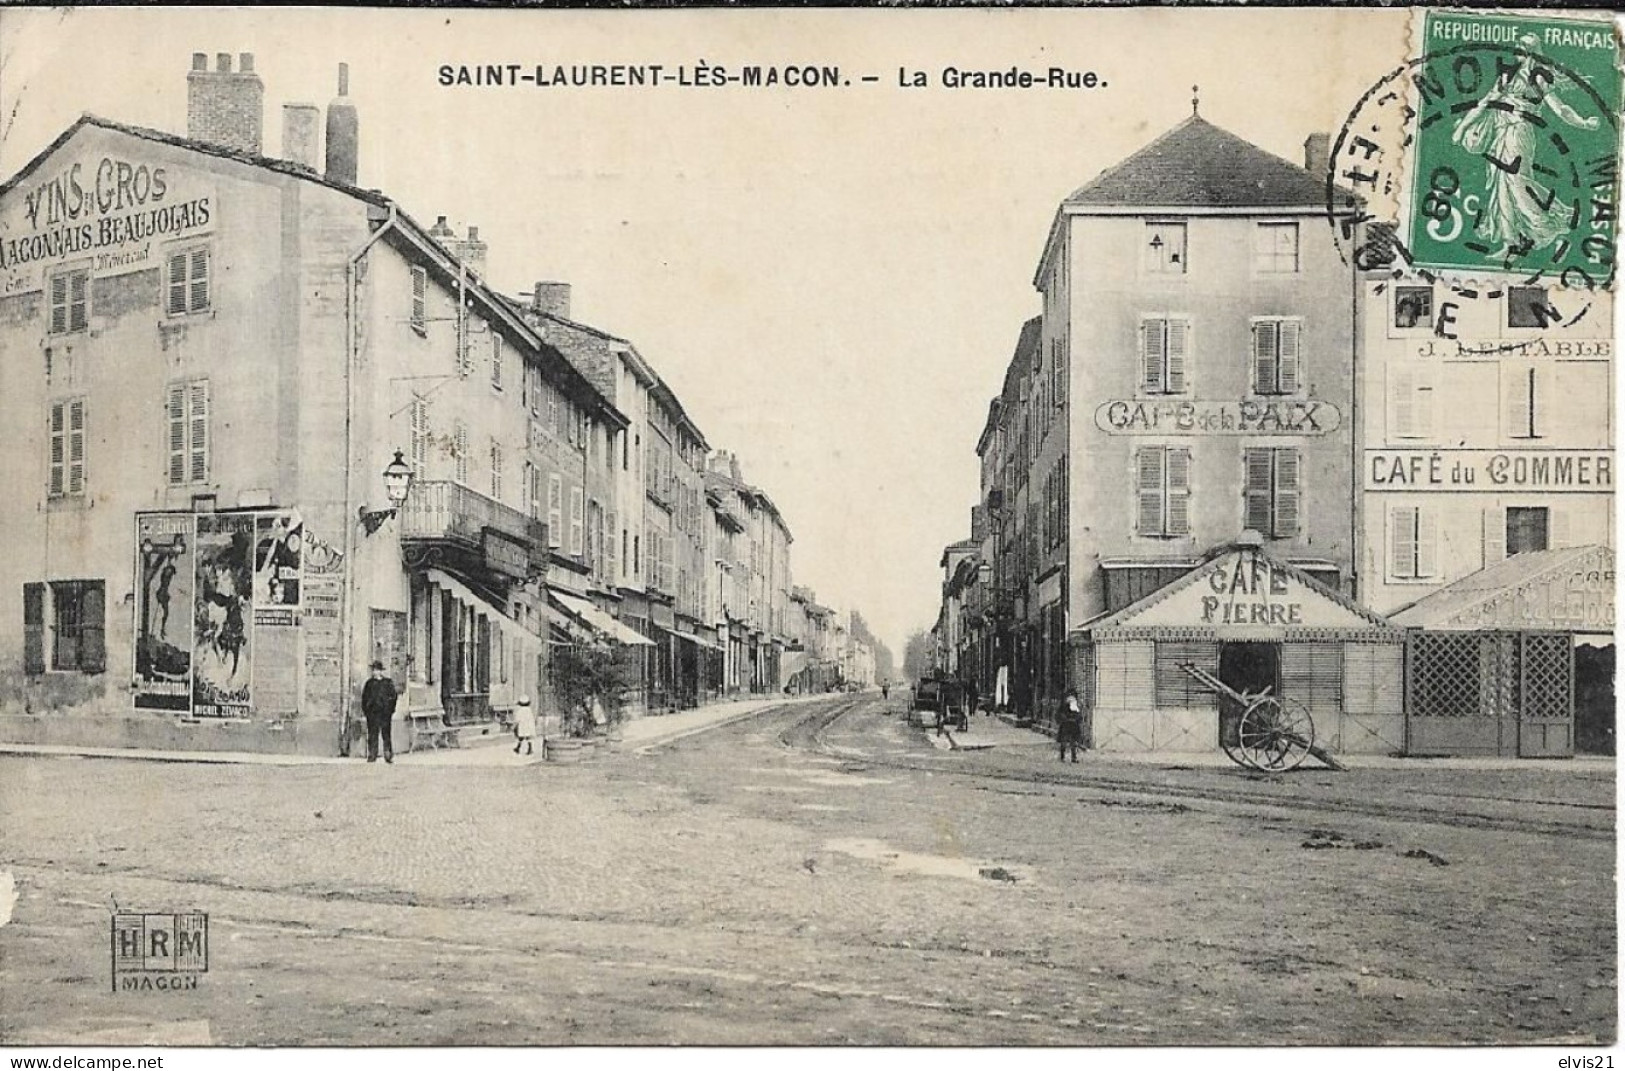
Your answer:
1095;398;1341;435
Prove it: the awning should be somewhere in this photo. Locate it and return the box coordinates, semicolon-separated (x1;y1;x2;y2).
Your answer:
550;589;656;647
427;568;549;652
678;630;724;652
1389;545;1614;633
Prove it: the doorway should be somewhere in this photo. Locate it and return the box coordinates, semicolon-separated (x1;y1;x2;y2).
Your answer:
1217;642;1280;750
1574;643;1615;756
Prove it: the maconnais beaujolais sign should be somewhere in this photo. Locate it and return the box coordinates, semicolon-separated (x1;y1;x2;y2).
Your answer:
0;150;213;295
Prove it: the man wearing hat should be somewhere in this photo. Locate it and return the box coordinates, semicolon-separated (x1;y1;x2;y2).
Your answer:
361;660;399;763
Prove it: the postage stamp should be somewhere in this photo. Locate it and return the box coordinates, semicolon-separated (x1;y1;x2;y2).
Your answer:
1403;11;1620;289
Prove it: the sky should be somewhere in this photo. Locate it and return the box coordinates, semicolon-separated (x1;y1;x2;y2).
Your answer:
0;6;1413;660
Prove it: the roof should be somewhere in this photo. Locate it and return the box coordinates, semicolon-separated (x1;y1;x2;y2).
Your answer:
1064;115;1331;209
1390;545;1615;631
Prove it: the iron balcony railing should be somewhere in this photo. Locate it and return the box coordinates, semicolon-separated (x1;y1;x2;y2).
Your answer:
399;479;540;550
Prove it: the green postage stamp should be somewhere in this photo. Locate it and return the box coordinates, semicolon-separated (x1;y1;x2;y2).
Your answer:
1405;10;1621;287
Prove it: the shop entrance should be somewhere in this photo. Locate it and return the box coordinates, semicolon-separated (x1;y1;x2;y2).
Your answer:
1217;642;1280;750
1574;643;1615;756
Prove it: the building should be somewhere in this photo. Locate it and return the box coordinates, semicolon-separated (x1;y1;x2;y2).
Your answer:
0;55;638;754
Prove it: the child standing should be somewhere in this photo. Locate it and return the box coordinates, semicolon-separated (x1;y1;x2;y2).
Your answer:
513;695;537;756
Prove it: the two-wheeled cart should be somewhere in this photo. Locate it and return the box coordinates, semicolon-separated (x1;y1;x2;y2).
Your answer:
1179;663;1344;772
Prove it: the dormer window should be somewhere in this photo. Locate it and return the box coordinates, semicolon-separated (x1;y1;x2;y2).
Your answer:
1144;222;1187;274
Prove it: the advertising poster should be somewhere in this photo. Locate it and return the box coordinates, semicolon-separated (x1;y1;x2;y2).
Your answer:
132;512;194;711
192;513;254;718
252;511;304;627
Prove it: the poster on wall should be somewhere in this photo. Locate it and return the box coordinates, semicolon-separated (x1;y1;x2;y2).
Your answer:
192;513;254;717
253;512;304;627
132;513;195;711
301;529;346;722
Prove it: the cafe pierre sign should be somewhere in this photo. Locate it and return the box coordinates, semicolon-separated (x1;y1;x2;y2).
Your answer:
1095;398;1340;436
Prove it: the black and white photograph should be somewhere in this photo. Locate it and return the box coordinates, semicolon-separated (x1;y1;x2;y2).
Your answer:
0;5;1617;1061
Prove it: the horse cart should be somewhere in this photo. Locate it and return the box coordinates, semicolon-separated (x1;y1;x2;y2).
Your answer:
1179;663;1343;772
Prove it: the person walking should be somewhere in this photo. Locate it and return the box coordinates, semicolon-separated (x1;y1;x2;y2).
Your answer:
1058;688;1083;763
361;661;398;764
513;695;537;756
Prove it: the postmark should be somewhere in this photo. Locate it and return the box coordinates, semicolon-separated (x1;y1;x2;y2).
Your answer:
1328;11;1620;308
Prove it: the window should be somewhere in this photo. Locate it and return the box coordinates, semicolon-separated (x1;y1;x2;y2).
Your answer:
622;527;630;577
1506;507;1549;556
1504;365;1541;440
1139;318;1189;394
1254;222;1300;273
1135;446;1191;538
37;580;105;674
491;335;504;391
489;439;503;501
1394;286;1433;330
1251;319;1302;395
1508;286;1554;329
1244;447;1300;539
633;533;641;578
410;266;427;334
1388;365;1436;440
48;398;86;497
547;474;563;548
452;420;469;484
520;361;530;411
1389;505;1438;580
166;380;210;486
409;398;430;474
166;246;210;316
523;461;536;519
49;267;90;335
1144;221;1187;274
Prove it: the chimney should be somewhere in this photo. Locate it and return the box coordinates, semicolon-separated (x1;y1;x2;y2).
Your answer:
281;103;320;170
428;215;455;238
1303;132;1331;180
324;62;359;185
444;224;487;279
186;48;264;154
531;281;572;320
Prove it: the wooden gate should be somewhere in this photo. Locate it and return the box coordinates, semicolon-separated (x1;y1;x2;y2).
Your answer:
1405;630;1573;757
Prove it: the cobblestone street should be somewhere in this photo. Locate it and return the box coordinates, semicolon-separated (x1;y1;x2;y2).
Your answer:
0;695;1615;1045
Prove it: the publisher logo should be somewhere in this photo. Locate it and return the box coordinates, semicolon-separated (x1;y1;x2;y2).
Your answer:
110;912;207;992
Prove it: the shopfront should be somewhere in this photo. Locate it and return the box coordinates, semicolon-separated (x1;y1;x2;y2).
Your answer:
1076;545;1405;755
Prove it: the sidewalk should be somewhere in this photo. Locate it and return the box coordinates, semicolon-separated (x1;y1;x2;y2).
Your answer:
0;693;820;769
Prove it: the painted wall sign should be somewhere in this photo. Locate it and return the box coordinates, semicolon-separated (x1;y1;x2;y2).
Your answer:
1095;398;1341;436
1115;549;1383;633
133;513;195;711
0;151;214;294
1365;450;1614;492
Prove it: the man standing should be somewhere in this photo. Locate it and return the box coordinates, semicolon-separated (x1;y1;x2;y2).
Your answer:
361;661;398;764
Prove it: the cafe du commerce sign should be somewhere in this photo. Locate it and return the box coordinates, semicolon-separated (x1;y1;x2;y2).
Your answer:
1;147;214;295
1095;399;1341;435
1365;450;1614;493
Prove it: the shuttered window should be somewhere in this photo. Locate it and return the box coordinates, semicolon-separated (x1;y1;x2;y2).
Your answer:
547;474;563;548
569;487;585;557
491;334;504;391
1389;506;1438;580
166;381;209;486
1135;446;1191;538
23;582;46;675
1154;641;1218;708
1251;319;1302;395
166;246;210;315
452;420;469;484
48;579;105;674
1282;643;1342;716
1504;365;1540;440
1244;448;1300;539
409;398;430;473
410;266;428;334
489;439;503;501
49;268;89;335
1139;318;1189;394
1389;365;1436;440
48;398;86;497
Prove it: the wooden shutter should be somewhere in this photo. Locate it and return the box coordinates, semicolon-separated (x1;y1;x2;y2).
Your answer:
68;270;88;331
1141;320;1166;392
1550;507;1571;549
23;582;45;676
1243;448;1273;534
1505;366;1533;439
410;399;428;472
1154;640;1217;708
67;399;85;495
167;252;189;315
1416;508;1439;578
570;487;585;556
1166;447;1192;536
1136;447;1165;536
1414;368;1435;439
188;381;209;484
411;266;427;328
1252;322;1278;394
1390;506;1418;579
167;385;187;485
80;582;105;674
490;441;503;501
1391;367;1417;438
1166;320;1189;393
1273;448;1300;538
49;273;68;334
453;421;468;484
491;335;503;390
1282;643;1341;719
547;474;563;547
189;248;210;311
607;509;618;573
47;401;65;496
1277;320;1301;393
1482;506;1507;565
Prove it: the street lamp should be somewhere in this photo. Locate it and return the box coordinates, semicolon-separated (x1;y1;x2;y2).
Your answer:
358;449;415;536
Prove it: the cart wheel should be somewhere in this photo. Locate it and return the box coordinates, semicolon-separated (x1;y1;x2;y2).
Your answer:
1237;696;1314;772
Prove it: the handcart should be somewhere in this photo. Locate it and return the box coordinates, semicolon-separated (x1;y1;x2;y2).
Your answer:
1179;663;1344;772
